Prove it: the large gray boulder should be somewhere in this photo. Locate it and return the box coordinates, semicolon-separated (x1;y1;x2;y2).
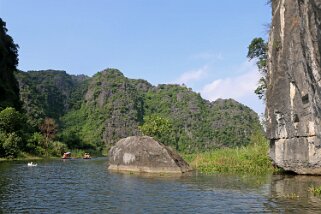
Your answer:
108;136;192;173
267;0;321;174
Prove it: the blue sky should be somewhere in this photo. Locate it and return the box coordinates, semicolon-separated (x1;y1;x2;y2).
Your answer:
1;0;271;114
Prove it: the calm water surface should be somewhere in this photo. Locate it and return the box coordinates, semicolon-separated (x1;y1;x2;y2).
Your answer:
1;158;321;213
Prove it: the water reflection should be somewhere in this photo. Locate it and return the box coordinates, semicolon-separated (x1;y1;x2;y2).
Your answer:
1;159;321;213
266;174;321;213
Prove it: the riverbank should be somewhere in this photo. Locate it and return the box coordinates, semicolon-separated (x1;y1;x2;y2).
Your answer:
1;132;277;175
183;134;278;175
0;149;103;161
0;152;41;161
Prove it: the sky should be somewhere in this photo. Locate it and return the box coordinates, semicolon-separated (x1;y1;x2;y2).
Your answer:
0;0;271;114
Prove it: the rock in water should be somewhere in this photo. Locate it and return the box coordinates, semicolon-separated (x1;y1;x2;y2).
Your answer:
108;136;192;173
267;0;321;174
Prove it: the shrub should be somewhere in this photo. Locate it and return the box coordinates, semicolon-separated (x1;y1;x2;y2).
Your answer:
184;128;275;175
49;141;68;157
25;132;46;156
0;107;23;133
139;115;173;146
2;132;22;158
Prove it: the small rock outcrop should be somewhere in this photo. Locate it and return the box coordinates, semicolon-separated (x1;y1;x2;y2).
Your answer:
267;0;321;174
108;136;192;173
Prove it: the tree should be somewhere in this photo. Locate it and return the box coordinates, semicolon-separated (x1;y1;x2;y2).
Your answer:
2;132;22;158
0;18;20;109
40;117;57;156
0;107;23;133
0;107;27;157
247;37;268;100
26;132;45;155
0;19;19;69
139;115;173;146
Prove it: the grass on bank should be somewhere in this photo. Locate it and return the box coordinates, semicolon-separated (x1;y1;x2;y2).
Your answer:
0;149;103;161
183;130;277;175
0;152;46;161
308;186;321;195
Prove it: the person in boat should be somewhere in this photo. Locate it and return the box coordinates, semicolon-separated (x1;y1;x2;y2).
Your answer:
83;153;91;159
62;152;71;159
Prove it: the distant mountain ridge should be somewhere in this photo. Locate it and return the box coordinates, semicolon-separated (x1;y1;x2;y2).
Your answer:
16;68;261;152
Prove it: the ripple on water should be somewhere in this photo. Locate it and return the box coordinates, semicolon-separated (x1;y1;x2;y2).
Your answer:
1;159;321;213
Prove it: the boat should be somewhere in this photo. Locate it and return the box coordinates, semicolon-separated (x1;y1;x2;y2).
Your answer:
27;162;37;167
83;153;91;159
62;152;72;159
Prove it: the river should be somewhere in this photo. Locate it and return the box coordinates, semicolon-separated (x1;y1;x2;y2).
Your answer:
0;158;321;213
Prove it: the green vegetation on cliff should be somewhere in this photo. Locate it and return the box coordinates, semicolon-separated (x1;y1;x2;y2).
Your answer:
15;70;88;128
59;69;145;151
16;68;263;153
144;84;261;152
0;18;20;110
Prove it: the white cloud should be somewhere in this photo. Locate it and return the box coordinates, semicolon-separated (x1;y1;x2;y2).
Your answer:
176;65;208;84
201;61;259;100
200;61;264;114
173;60;264;114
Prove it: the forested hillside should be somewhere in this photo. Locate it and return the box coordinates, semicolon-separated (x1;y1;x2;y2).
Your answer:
15;70;88;128
0;19;20;110
16;68;262;153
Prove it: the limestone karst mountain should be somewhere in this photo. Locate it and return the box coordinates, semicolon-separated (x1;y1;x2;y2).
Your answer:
16;68;262;153
267;0;321;174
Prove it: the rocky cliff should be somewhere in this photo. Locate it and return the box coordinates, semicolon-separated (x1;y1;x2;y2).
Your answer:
16;70;88;127
68;69;261;152
0;19;20;110
267;0;321;174
18;68;261;152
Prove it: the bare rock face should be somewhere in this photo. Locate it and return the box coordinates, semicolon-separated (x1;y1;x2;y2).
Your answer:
267;0;321;174
108;136;192;173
